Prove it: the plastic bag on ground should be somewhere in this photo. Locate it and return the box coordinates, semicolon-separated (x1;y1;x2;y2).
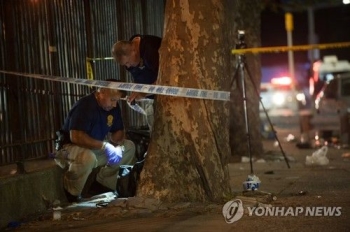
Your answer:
305;146;329;166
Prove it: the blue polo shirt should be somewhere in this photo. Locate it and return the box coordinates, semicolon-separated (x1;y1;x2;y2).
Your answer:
62;93;124;141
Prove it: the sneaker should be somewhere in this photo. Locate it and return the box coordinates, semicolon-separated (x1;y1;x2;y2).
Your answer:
64;188;82;203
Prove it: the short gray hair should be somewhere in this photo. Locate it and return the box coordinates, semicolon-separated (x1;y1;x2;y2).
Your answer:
111;41;132;63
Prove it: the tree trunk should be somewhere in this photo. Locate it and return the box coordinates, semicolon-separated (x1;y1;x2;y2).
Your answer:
138;0;234;203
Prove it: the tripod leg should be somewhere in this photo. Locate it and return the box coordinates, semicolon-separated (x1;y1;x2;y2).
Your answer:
245;64;291;169
238;60;254;175
230;63;240;88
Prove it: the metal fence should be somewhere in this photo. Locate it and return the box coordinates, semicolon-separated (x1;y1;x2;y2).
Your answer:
0;0;164;166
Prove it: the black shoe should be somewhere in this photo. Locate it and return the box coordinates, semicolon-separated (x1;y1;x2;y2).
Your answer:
64;188;82;203
88;180;114;196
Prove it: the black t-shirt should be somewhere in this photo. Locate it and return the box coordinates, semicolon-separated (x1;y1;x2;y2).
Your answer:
126;34;162;85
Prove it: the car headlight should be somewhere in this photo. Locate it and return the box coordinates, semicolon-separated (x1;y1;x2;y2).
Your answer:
296;93;306;105
272;92;286;106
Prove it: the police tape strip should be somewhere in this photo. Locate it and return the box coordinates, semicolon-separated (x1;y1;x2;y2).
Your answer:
0;70;231;101
232;41;350;54
86;42;350;61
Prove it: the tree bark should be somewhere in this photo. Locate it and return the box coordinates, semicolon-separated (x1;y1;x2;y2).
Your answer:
138;0;233;203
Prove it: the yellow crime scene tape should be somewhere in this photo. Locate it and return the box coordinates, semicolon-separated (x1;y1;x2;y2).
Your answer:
86;60;94;81
231;41;350;55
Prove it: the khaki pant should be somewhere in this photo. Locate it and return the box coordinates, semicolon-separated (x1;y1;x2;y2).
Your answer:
54;140;136;196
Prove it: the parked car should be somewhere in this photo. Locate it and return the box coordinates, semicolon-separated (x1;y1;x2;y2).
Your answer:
259;76;304;117
259;76;307;139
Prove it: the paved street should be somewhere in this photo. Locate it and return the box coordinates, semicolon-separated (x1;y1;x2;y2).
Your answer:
6;121;350;232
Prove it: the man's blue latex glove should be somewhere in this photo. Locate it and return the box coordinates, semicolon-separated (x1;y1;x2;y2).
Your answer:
102;142;123;165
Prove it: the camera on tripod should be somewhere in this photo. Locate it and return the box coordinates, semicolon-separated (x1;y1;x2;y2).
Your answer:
231;29;290;171
236;30;247;50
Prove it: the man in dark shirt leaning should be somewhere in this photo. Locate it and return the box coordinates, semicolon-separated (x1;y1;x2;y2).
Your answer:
111;34;162;133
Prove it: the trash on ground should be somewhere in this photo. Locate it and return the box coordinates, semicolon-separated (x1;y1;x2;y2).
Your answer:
52;206;63;220
66;192;116;209
298;190;307;196
342;152;350;158
305;146;329;166
242;190;277;203
73;217;86;221
243;174;261;191
241;156;250;163
291;190;308;196
285;134;296;142
256;159;266;163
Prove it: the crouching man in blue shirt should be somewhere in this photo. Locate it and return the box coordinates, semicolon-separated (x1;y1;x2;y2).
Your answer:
55;80;136;202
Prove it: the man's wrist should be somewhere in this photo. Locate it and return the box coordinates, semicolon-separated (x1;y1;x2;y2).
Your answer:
101;142;107;150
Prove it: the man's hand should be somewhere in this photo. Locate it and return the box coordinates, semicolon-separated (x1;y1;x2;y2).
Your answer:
127;92;147;102
102;142;123;165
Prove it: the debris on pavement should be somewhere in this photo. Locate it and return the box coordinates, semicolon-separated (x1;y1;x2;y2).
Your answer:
240;151;296;164
256;158;266;163
65;192;117;210
243;174;261;191
285;134;296;142
234;193;277;217
292;190;308;196
241;156;252;163
305;146;329;166
242;190;277;203
342;152;350;158
52;206;63;220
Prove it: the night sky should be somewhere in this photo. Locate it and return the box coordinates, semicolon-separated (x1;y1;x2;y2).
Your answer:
260;3;350;83
261;4;350;66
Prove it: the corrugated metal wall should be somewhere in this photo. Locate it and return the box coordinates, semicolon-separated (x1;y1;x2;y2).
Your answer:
0;0;164;166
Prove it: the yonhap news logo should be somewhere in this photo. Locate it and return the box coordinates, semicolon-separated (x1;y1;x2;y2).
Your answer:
222;199;342;224
247;206;342;217
222;199;244;223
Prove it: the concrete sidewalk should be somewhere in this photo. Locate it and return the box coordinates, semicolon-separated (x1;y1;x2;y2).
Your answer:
4;138;350;232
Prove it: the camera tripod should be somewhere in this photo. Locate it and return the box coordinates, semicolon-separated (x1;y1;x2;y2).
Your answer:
231;30;290;180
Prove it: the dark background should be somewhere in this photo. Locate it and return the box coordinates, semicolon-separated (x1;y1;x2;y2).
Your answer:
260;3;350;83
